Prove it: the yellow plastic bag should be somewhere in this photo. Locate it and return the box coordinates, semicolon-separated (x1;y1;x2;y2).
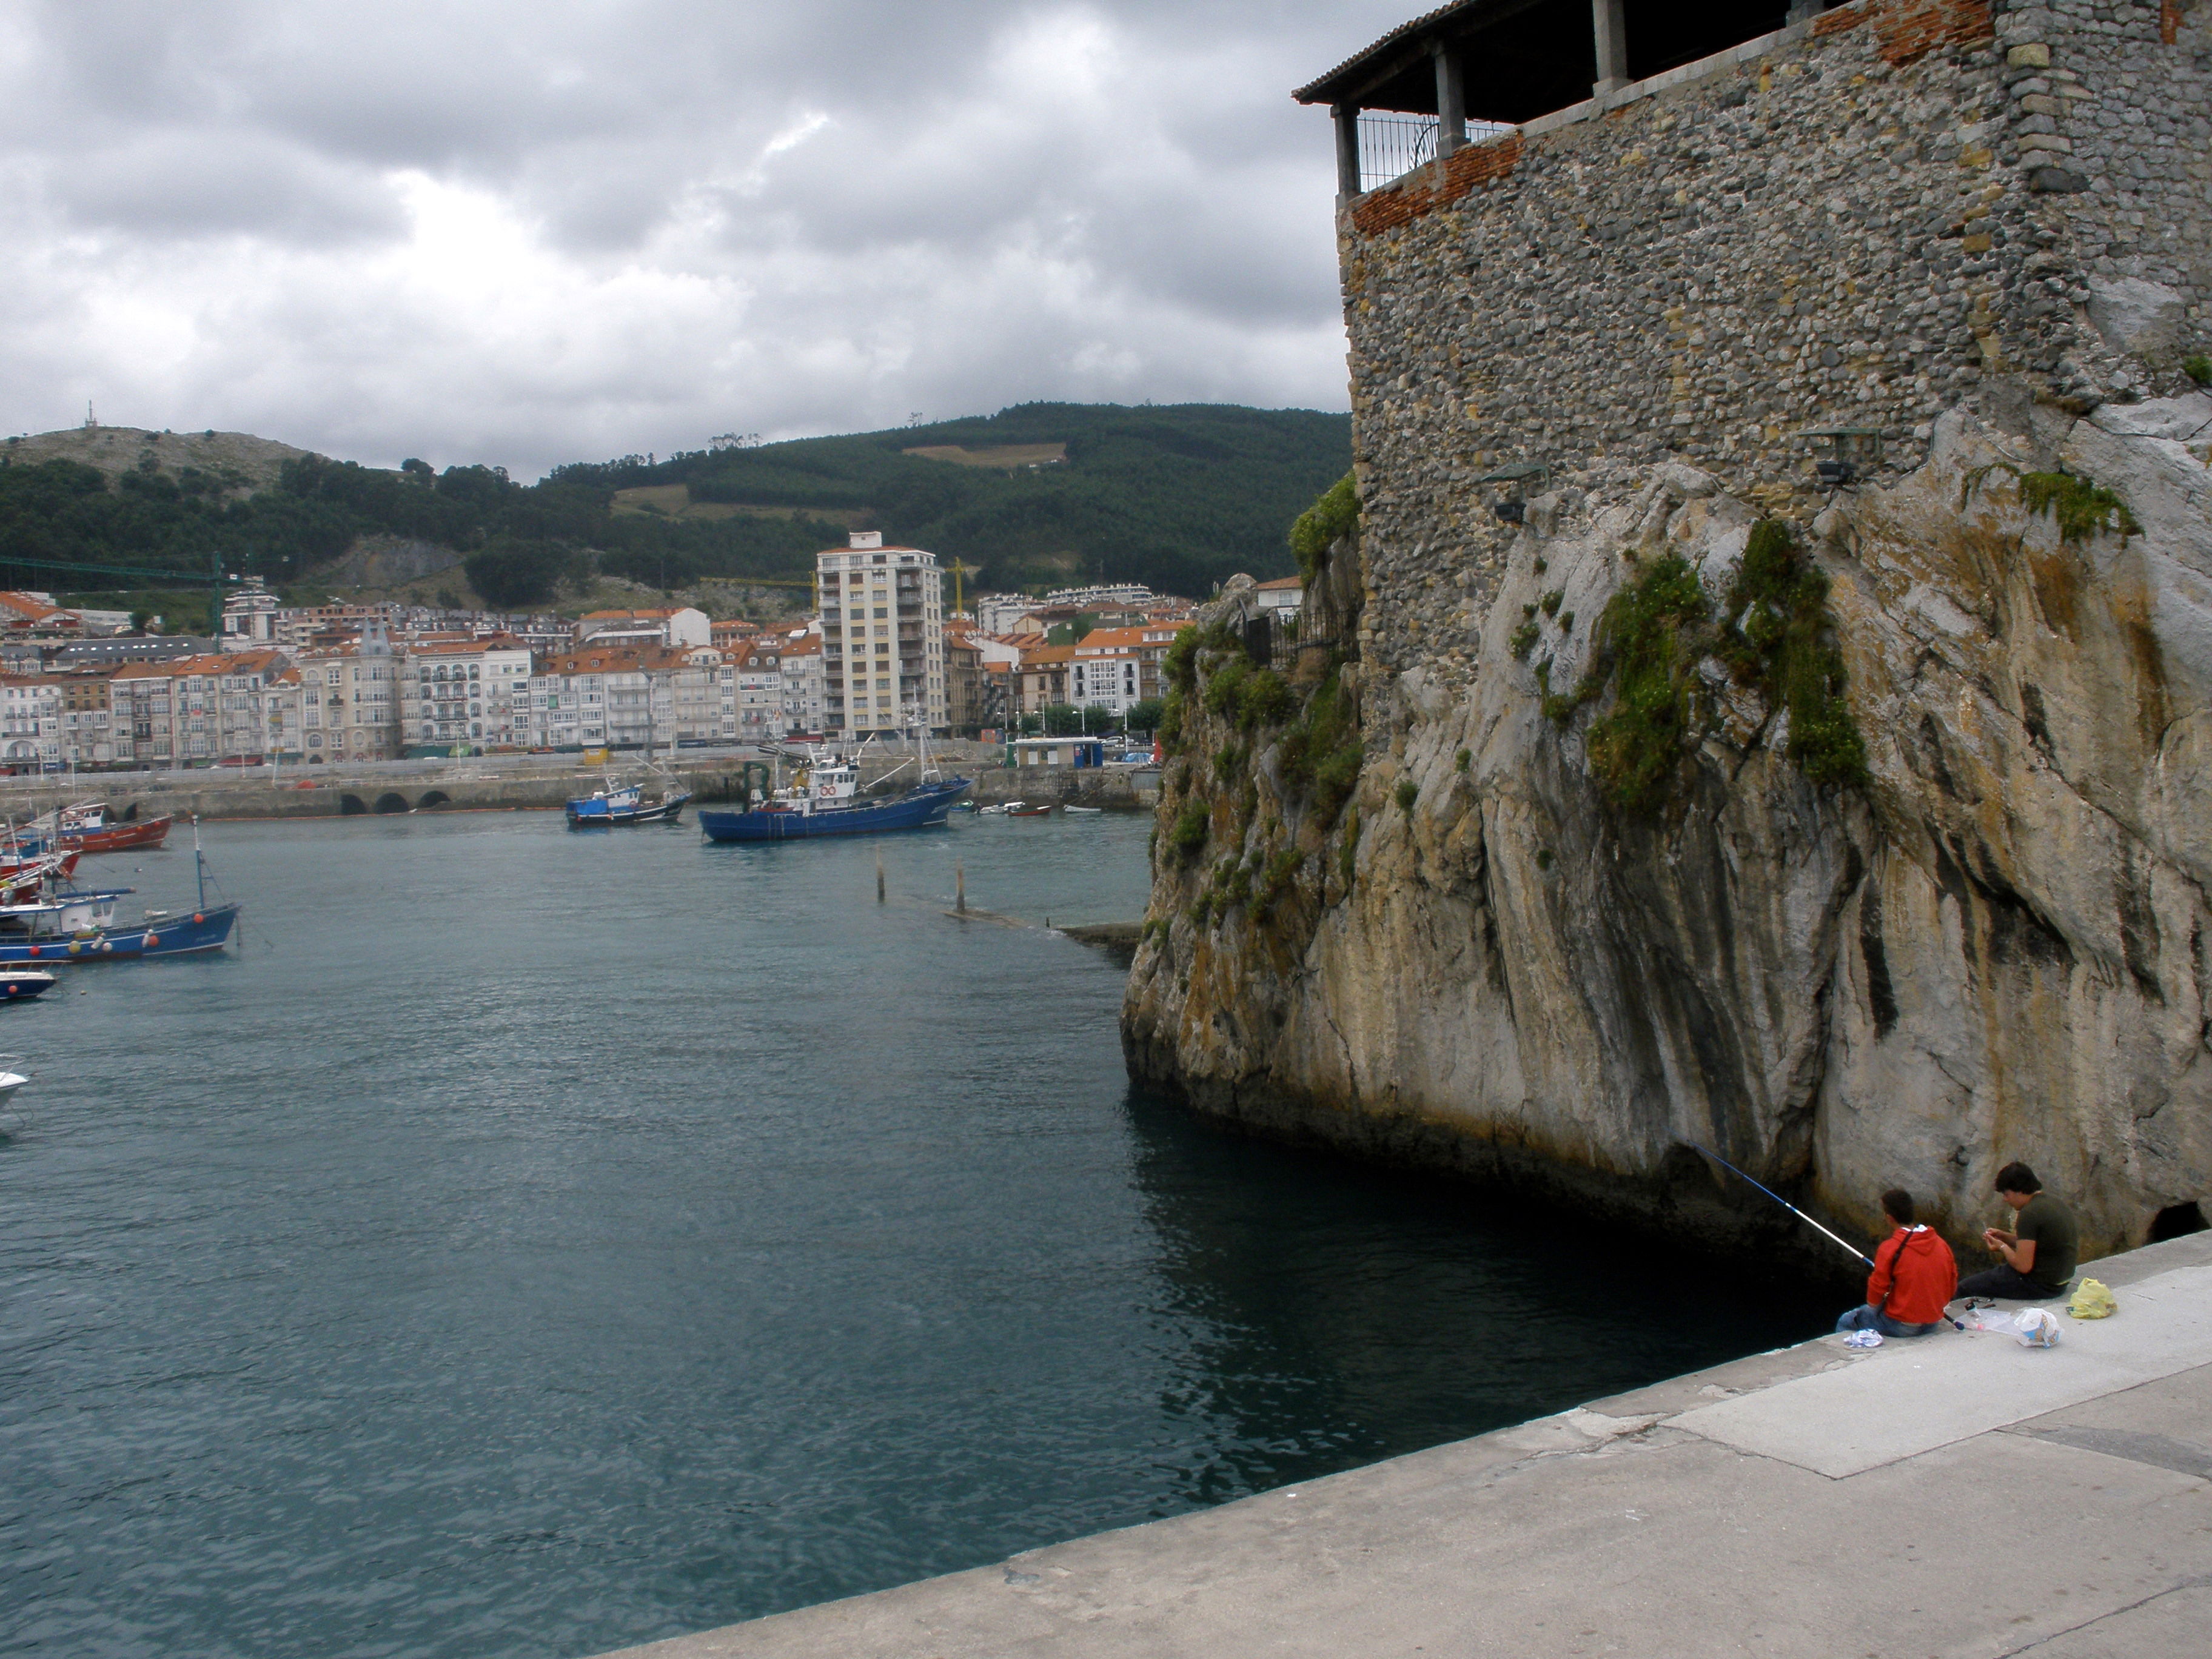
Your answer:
2068;1278;2116;1319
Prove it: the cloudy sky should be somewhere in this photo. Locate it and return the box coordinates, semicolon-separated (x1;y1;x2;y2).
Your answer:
0;1;1412;477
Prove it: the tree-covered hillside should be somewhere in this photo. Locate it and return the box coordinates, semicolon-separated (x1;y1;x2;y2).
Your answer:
0;402;1350;617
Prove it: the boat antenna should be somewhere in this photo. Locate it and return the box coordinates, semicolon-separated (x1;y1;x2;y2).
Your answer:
193;813;206;911
1687;1142;1874;1267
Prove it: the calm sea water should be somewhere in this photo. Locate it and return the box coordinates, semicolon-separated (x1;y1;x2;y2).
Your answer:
0;808;1828;1659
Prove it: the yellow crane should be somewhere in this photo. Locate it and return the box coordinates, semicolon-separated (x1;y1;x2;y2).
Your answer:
943;558;981;613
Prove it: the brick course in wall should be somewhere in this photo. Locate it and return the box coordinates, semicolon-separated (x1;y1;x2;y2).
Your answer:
1336;0;2210;677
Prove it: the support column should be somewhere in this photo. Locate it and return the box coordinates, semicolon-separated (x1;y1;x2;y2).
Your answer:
1333;104;1362;198
1433;44;1466;158
1591;0;1629;96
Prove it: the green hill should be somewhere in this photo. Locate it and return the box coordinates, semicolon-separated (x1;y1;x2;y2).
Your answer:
0;403;1350;623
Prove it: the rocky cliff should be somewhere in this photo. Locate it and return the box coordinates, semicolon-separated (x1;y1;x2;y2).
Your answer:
1123;391;2212;1262
1123;0;2211;1264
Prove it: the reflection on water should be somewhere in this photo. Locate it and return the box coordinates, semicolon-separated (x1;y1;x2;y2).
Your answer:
0;810;1826;1659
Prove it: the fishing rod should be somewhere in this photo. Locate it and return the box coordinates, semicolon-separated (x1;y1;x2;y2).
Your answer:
1689;1142;1874;1267
1691;1143;1968;1332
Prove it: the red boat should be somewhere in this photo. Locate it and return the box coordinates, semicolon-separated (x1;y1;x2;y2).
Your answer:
0;850;79;888
27;802;173;856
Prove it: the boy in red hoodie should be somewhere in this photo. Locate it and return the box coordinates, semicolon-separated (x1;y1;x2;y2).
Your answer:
1835;1189;1959;1338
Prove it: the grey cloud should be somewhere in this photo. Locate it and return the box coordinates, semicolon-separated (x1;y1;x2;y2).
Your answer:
0;0;1415;474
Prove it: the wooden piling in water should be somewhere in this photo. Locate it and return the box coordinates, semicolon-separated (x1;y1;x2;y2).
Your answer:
876;850;886;903
956;863;966;914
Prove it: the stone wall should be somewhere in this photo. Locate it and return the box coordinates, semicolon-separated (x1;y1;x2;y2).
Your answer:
1342;0;2210;677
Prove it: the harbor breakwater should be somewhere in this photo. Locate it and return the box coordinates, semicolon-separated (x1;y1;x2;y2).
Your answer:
0;753;1159;822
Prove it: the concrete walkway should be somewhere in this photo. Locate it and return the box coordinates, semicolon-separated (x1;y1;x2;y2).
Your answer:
601;1231;2212;1659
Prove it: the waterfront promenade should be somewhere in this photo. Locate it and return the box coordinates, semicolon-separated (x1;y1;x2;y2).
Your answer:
607;1230;2212;1658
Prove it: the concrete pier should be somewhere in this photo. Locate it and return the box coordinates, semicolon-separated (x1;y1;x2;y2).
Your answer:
602;1231;2212;1659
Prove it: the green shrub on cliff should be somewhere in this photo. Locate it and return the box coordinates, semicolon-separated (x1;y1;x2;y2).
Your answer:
1278;662;1364;825
1581;555;1711;813
1545;523;1867;813
1290;472;1359;583
2018;471;2141;544
1723;521;1868;789
1170;799;1210;862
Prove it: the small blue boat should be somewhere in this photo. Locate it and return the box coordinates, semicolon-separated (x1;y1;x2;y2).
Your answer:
566;778;691;827
699;750;969;843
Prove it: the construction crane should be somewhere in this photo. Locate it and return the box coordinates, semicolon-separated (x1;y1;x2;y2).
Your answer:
0;550;240;637
943;558;980;612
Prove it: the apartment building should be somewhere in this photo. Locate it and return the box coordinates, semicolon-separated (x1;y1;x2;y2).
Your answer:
0;675;61;768
734;638;784;742
112;651;295;766
942;628;985;736
526;646;735;751
778;632;825;736
817;532;945;738
398;637;535;755
295;648;402;762
575;606;711;649
56;672;121;766
1067;624;1184;718
1011;643;1073;718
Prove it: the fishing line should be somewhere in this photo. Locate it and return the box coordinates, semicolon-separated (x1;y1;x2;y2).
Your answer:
1688;1141;1874;1267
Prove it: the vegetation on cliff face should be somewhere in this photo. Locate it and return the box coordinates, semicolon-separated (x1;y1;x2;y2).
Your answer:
1546;519;1866;813
1962;461;2142;545
1289;472;1359;583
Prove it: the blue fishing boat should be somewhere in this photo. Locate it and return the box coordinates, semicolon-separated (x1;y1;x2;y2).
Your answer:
566;777;691;826
699;746;969;843
0;821;241;963
0;890;240;962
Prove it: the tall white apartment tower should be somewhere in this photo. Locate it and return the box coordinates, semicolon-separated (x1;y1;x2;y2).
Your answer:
817;531;946;738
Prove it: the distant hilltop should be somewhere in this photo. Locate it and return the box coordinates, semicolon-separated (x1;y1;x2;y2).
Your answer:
2;423;318;495
0;401;1350;622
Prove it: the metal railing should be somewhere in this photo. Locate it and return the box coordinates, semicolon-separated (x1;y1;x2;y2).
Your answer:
1358;114;1436;192
1356;113;1519;192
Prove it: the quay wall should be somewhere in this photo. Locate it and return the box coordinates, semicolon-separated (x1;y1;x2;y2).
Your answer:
0;755;1160;822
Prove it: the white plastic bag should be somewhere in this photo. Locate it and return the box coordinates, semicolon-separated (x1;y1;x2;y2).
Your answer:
2014;1307;2062;1349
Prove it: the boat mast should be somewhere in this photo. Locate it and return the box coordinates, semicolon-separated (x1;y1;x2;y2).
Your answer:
193;813;206;911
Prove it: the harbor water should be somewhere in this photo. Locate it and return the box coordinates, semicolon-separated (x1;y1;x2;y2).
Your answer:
0;809;1829;1659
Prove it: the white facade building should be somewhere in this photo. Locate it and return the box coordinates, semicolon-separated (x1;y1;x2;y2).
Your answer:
399;637;535;753
0;676;61;768
818;532;946;737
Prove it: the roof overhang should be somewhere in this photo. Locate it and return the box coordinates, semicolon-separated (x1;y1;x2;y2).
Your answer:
1292;0;1558;112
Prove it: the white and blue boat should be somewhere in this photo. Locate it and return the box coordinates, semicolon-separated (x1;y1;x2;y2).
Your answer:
0;823;240;964
699;743;968;843
0;888;239;962
566;777;691;827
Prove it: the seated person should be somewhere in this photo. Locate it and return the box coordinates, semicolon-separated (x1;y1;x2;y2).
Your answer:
1956;1161;2078;1301
1837;1188;1958;1338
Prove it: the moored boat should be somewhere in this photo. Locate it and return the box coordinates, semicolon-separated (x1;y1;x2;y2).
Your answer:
1006;802;1054;817
0;968;56;1001
699;737;969;843
15;802;173;856
566;778;692;826
0;890;240;962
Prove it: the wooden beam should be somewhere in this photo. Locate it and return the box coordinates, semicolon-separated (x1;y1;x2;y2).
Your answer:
1333;104;1362;199
1434;44;1467;156
1591;0;1629;94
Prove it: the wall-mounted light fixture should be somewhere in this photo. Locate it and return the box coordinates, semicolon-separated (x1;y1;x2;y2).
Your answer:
1478;461;1550;524
1798;428;1883;488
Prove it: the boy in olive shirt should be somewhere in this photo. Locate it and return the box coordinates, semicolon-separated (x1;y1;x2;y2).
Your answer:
1957;1161;2079;1301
